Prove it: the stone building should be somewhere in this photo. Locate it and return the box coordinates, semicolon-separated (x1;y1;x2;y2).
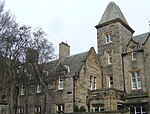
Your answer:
89;1;150;114
0;1;150;114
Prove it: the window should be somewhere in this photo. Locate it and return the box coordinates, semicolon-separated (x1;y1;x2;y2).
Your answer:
90;76;97;90
93;105;104;112
107;52;112;64
131;71;141;90
105;33;112;43
109;33;112;42
90;76;92;90
17;66;21;74
34;106;41;114
131;48;136;60
58;77;64;90
105;34;109;43
42;70;49;76
93;77;96;90
56;104;64;113
37;84;42;93
18;107;24;114
20;83;25;95
64;65;70;74
109;76;113;88
130;106;147;114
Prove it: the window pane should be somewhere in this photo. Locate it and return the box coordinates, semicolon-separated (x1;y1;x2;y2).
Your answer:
93;77;96;90
58;78;64;90
106;35;109;43
137;72;141;89
108;53;112;64
109;33;112;42
109;76;113;88
132;48;136;60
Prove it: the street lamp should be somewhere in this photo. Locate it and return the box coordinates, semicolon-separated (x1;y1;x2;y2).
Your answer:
0;95;7;114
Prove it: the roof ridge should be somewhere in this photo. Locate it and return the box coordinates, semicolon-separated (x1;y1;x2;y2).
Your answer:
133;32;150;38
65;51;89;58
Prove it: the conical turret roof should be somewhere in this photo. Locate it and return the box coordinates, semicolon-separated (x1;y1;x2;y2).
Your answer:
96;2;134;33
99;2;128;25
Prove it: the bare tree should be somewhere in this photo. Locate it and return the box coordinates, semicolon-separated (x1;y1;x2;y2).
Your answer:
0;2;55;114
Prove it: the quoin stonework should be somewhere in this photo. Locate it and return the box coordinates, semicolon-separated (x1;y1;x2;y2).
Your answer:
0;1;150;114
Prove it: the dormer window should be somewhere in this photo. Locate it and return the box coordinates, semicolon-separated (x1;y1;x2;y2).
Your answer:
105;32;112;44
64;65;70;75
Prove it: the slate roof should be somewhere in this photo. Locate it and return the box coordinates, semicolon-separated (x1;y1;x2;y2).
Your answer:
45;51;89;77
63;51;89;76
99;2;128;25
132;32;150;44
44;59;60;73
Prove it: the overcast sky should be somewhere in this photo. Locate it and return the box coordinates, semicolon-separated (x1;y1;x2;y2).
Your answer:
4;0;150;57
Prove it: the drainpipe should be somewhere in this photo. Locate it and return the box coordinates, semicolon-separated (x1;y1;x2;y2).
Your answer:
73;72;78;112
121;53;126;93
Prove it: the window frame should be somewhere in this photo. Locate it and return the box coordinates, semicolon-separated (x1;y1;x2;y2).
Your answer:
20;83;25;95
93;77;97;90
56;104;64;113
130;106;147;114
107;52;112;64
131;48;136;61
90;76;97;90
36;84;42;93
93;105;104;112
18;107;24;114
58;77;64;90
131;71;141;90
34;106;41;114
109;76;113;88
105;32;112;44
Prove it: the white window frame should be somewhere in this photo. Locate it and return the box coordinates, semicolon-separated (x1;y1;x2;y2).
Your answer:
42;70;49;76
64;65;70;74
105;33;112;43
20;83;25;95
93;77;97;90
18;107;24;114
109;76;113;88
56;104;64;112
34;106;41;113
93;105;104;112
58;77;64;90
131;48;136;60
105;34;109;43
90;76;97;90
131;71;141;90
109;33;112;42
107;52;112;64
130;106;147;114
37;84;42;93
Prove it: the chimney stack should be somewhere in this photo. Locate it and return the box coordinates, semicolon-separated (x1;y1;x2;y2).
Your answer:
26;48;39;63
59;42;70;59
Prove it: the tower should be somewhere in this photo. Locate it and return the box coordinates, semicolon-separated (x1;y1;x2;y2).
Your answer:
96;2;134;90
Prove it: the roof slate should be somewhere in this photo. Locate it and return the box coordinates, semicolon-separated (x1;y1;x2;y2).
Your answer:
99;2;128;25
132;32;150;44
63;51;89;76
45;51;89;77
